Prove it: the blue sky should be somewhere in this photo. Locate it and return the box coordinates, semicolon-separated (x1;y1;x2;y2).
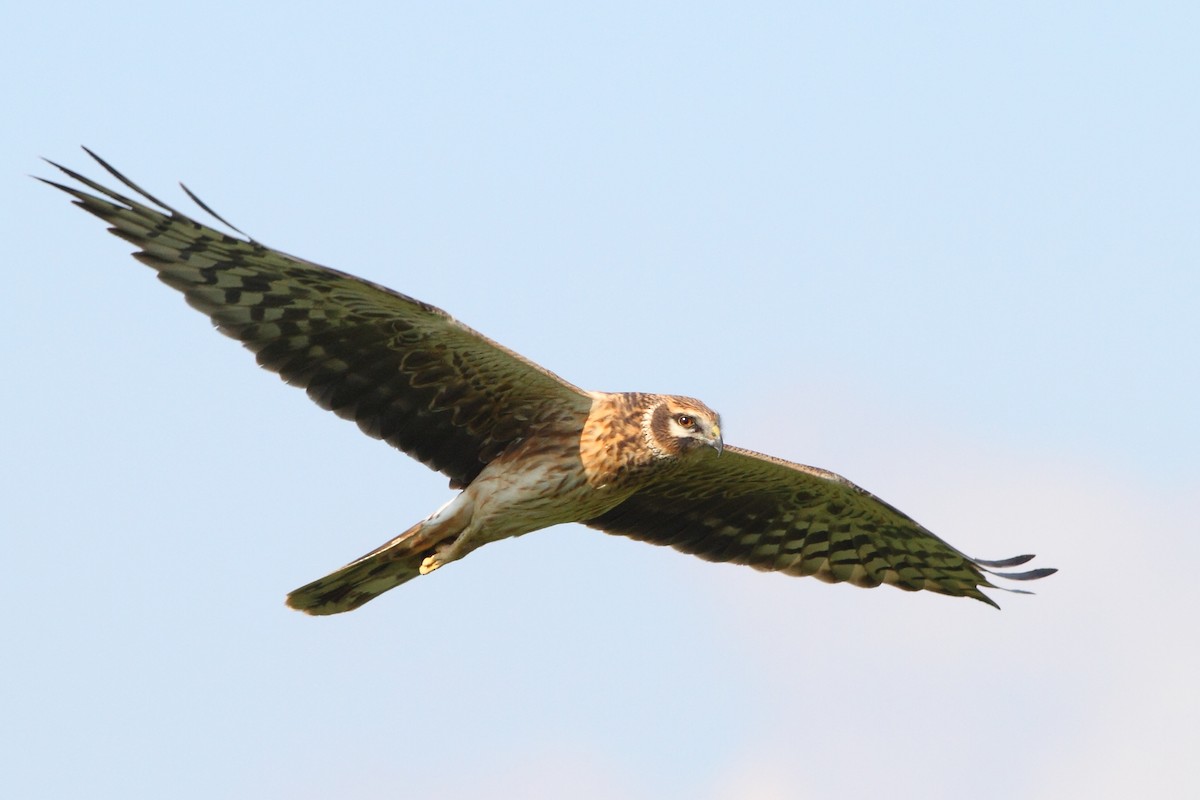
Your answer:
3;3;1197;798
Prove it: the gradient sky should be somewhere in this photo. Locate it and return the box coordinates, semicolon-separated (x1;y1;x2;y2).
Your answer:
3;3;1197;799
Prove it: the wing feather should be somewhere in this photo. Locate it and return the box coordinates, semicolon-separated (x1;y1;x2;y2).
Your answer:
587;445;1055;606
43;152;592;488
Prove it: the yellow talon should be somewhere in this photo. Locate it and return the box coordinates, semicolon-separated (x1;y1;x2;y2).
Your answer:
419;555;442;575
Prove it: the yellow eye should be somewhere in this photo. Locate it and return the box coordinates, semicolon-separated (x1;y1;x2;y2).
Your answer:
676;414;695;428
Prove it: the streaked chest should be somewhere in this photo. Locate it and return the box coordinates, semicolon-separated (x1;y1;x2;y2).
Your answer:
579;392;662;489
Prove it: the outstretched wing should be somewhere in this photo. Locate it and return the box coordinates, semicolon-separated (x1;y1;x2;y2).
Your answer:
42;150;592;488
587;445;1055;606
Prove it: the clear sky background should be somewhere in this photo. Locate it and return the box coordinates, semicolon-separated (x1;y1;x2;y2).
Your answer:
3;3;1197;798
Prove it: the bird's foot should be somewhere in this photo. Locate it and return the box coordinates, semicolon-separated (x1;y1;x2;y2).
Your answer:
419;554;443;575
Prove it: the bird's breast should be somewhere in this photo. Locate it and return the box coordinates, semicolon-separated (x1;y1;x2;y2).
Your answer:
579;392;664;489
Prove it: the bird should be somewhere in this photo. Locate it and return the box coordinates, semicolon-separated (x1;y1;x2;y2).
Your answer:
41;149;1055;615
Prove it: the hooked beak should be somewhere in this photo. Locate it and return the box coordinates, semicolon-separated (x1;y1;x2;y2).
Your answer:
709;422;724;456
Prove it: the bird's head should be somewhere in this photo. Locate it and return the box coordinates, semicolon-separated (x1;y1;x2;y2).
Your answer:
644;396;723;459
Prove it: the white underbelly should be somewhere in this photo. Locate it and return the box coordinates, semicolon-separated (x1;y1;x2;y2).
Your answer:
465;456;629;543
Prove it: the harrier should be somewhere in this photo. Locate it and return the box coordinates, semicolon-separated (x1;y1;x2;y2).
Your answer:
42;150;1055;615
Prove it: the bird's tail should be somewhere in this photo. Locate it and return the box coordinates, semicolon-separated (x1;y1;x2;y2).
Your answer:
286;520;443;616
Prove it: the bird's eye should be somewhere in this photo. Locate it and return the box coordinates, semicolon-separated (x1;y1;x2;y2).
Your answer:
676;414;695;428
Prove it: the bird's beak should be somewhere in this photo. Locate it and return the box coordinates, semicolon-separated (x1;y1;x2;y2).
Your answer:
710;423;723;456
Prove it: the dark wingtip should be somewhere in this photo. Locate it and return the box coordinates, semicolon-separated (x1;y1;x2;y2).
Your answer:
975;591;1002;610
974;554;1056;583
974;554;1036;569
31;173;68;190
43;148;260;245
972;555;1056;607
38;155;69;174
38;155;102;191
997;567;1058;581
78;146;182;213
79;146;125;181
179;181;256;241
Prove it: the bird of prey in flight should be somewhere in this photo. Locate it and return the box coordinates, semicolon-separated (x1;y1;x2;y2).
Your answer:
41;150;1055;615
